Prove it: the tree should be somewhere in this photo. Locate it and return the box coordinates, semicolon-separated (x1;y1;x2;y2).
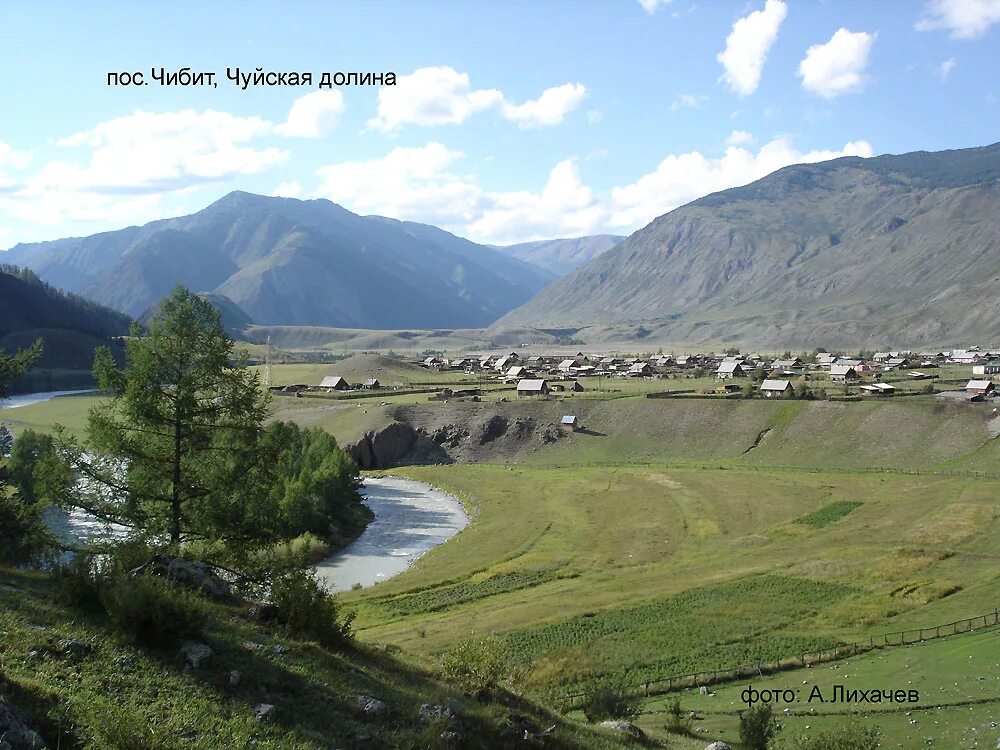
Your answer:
739;703;778;750
0;424;12;457
0;341;51;564
65;285;272;553
0;339;43;399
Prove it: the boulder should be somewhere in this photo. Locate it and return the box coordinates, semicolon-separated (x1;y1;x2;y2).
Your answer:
179;642;213;669
704;743;732;750
355;695;388;717
135;555;231;599
418;703;458;724
0;699;47;749
369;422;419;466
56;638;90;660
599;720;646;740
253;703;277;723
228;670;242;687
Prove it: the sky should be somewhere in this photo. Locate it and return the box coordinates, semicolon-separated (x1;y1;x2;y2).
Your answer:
0;0;998;248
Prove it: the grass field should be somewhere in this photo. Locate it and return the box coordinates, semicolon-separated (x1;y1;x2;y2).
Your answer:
341;465;1000;695
632;627;1000;748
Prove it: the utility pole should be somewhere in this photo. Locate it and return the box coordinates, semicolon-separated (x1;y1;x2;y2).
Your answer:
263;335;272;389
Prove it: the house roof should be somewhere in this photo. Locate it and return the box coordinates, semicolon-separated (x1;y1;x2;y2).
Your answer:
558;359;576;368
517;379;548;392
560;415;578;424
716;361;744;374
760;379;792;391
363;378;380;386
319;376;348;387
830;365;857;376
966;380;993;390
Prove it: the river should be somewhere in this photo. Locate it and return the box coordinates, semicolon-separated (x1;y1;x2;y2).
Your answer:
1;389;95;409
314;476;468;592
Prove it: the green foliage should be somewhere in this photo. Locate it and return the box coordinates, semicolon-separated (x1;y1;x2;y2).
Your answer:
377;568;561;617
261;420;364;541
775;721;880;750
580;680;641;723
72;696;176;750
662;696;693;735
99;573;207;646
0;423;12;456
739;702;778;750
440;637;512;693
0;490;52;565
9;428;56;503
0;337;43;399
795;501;862;529
69;285;272;551
269;568;353;648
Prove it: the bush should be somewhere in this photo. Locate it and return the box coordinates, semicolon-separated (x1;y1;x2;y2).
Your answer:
580;680;641;723
0;490;51;565
740;703;778;750
663;696;693;735
776;721;880;750
269;568;353;648
440;637;511;693
52;555;102;609
100;573;207;646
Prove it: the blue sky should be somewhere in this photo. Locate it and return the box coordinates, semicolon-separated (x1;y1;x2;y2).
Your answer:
0;0;998;247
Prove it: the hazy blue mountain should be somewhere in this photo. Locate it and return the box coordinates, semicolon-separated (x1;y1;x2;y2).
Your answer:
493;235;624;276
4;192;554;329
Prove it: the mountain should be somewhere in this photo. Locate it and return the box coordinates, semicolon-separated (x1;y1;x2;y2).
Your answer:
3;192;554;329
493;235;624;276
498;142;1000;348
0;266;131;386
139;293;254;339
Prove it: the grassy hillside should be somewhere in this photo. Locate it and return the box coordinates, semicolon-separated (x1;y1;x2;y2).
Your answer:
0;567;636;750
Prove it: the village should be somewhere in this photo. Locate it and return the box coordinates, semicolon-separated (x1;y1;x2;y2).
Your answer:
265;346;1000;405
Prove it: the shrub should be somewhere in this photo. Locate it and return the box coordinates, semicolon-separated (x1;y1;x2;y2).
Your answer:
0;490;51;565
440;637;511;693
739;703;778;750
52;555;101;609
269;568;353;648
99;573;207;646
663;696;693;735
580;680;641;723
776;721;880;750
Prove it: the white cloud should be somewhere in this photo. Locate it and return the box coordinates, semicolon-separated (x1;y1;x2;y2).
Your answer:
726;130;755;146
717;0;788;96
609;137;873;229
277;90;345;137
798;29;876;99
312;136;874;244
368;67;503;132
586;109;605;125
313;143;605;244
0;109;287;230
938;57;958;80
0;141;31;171
368;66;585;132
638;0;673;13
271;181;303;198
502;83;587;129
916;0;1000;38
671;94;708;110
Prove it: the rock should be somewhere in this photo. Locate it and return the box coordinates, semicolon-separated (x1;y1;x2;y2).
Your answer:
355;695;388;717
245;602;280;622
228;670;242;687
56;638;90;660
0;699;47;749
418;703;458;724
439;730;462;742
179;642;213;669
599;720;646;740
135;555;231;599
699;685;709;695
253;703;277;723
704;743;733;750
243;641;265;652
477;415;508;445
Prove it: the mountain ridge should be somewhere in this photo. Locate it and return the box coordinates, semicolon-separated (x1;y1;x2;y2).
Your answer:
3;192;555;330
497;142;1000;347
